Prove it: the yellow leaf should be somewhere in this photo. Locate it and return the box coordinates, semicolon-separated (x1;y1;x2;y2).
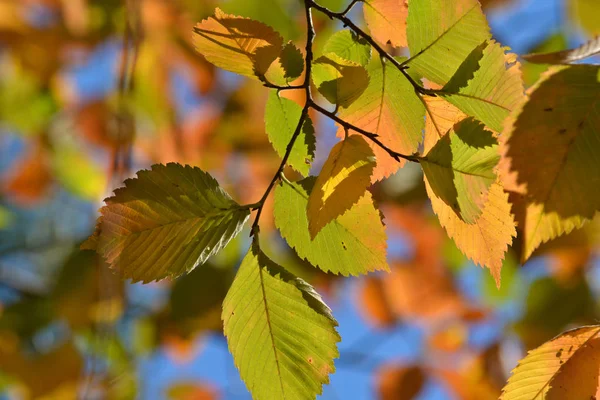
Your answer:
193;8;283;80
307;135;375;238
500;325;600;400
426;180;516;287
423;96;467;154
363;0;409;48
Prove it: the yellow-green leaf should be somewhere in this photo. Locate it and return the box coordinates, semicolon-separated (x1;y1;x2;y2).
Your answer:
500;325;600;400
264;90;315;176
274;178;388;275
323;30;372;67
83;163;250;283
223;244;340;400
406;0;491;85
264;42;305;86
440;40;525;133
421;118;499;224
307;135;375;238
311;55;369;107
193;8;283;80
423;95;467;153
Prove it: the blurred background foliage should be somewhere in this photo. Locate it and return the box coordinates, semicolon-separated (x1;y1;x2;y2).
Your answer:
0;0;599;399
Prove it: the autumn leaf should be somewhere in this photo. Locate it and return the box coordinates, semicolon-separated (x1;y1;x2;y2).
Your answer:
223;243;340;400
363;0;408;48
264;90;315;176
406;0;491;85
500;325;600;400
82;163;250;283
338;57;425;181
274;177;388;275
423;95;468;153
421;118;500;224
264;41;305;86
378;365;425;400
425;180;516;287
440;40;525;133
307;135;375;238
503;65;600;260
193;8;283;80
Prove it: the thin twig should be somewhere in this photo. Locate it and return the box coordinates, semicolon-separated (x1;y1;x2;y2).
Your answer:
308;100;422;163
307;0;437;96
249;0;316;237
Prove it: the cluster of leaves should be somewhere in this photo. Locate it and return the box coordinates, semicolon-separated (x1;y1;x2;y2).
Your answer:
76;0;600;398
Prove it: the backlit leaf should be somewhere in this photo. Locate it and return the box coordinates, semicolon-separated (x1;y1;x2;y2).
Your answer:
311;55;369;107
307;135;375;238
264;42;305;86
421;118;499;224
423;95;467;153
503;65;600;260
522;36;600;65
426;180;516;287
500;325;600;400
406;0;491;85
323;30;372;67
440;40;525;133
83;163;250;283
363;0;409;48
193;8;283;80
274;178;388;275
223;244;340;400
265;90;315;176
338;57;425;181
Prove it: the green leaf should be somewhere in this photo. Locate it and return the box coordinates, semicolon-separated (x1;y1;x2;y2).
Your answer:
307;135;375;238
264;42;305;86
503;65;600;259
338;57;425;180
323;30;372;67
420;117;499;224
223;244;340;400
83;163;250;283
406;0;491;85
274;177;388;275
440;40;525;133
264;91;315;176
311;55;369;107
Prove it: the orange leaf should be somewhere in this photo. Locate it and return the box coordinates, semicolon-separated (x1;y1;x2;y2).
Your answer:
363;0;408;48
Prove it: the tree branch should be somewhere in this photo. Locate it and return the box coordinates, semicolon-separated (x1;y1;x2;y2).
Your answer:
249;0;315;237
307;0;437;96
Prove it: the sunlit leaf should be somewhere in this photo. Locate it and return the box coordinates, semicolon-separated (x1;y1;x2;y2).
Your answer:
223;244;340;400
193;8;283;80
522;36;600;65
500;325;600;400
323;30;372;67
406;0;491;85
503;65;600;260
363;0;409;48
265;90;315;176
423;95;467;153
274;177;388;275
440;40;525;133
426;180;516;287
307;135;375;238
264;42;305;86
338;57;425;181
421;118;499;224
571;0;600;36
83;163;250;283
311;55;369;107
